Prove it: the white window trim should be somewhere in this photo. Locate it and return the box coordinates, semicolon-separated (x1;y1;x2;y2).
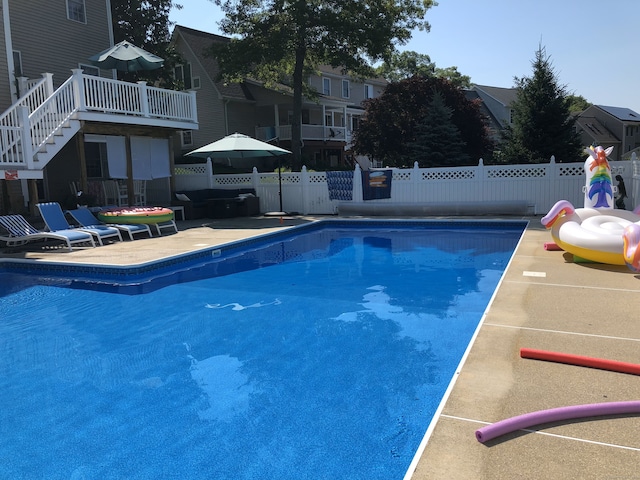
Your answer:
67;0;87;24
364;84;373;99
342;79;350;99
192;76;201;90
322;77;331;96
181;130;194;148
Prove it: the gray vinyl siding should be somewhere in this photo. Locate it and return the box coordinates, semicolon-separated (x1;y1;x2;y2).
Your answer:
8;0;112;89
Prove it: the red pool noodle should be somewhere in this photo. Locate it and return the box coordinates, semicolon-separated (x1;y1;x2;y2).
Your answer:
475;400;640;443
543;242;563;251
520;348;640;376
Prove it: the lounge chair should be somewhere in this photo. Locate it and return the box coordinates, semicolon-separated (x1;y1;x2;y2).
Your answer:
68;207;152;241
36;202;122;246
153;220;178;236
0;214;95;251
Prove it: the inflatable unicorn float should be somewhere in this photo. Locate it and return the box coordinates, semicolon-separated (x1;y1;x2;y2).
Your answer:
541;145;640;272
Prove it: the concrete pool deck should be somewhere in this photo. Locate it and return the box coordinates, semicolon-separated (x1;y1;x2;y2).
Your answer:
2;215;639;479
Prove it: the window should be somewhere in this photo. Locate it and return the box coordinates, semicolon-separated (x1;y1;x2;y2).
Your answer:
80;64;100;76
325;114;333;127
181;130;193;148
84;142;108;178
364;84;373;99
174;64;192;90
192;76;201;89
322;77;331;96
67;0;86;23
12;51;23;77
342;80;350;98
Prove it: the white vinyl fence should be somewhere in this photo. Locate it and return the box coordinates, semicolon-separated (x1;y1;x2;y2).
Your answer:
173;155;640;216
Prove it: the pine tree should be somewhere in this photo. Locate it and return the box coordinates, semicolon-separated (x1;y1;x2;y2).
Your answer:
406;91;470;167
501;46;583;163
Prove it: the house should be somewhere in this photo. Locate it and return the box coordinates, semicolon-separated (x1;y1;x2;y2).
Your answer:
472;85;640;161
575;105;640;161
471;84;518;132
0;0;198;215
171;25;387;171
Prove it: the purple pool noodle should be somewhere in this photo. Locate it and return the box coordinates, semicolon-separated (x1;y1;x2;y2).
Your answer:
475;400;640;443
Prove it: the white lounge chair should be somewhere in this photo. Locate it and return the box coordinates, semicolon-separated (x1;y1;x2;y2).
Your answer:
0;214;95;251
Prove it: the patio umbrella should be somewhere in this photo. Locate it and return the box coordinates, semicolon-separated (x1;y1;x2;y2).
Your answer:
186;133;291;214
89;40;164;72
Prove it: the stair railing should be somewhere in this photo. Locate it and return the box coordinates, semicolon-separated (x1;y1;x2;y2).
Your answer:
28;76;78;165
0;74;54;168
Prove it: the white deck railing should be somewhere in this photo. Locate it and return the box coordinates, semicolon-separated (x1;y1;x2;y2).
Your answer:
0;70;198;170
173;155;640;216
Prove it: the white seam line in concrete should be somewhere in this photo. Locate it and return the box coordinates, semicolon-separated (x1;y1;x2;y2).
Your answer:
505;280;640;293
483;323;640;343
440;415;640;451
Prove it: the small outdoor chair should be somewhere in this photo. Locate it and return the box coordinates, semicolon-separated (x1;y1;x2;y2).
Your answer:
0;214;95;251
68;207;152;241
36;202;122;246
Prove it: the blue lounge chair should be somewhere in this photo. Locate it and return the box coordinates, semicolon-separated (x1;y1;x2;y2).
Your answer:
0;214;95;251
36;202;122;246
68;207;152;241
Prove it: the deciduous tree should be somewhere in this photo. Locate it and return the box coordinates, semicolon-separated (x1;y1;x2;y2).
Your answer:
110;0;183;88
208;0;437;170
353;76;491;167
376;50;471;88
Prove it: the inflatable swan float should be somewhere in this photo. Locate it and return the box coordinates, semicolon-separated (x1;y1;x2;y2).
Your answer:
541;146;640;272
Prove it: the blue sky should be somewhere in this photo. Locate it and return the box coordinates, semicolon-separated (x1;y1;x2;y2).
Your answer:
171;0;640;114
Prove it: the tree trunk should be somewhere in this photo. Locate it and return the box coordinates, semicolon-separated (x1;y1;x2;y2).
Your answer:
291;45;306;171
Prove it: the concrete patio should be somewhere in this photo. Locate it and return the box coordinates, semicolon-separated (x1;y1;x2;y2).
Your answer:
1;215;639;479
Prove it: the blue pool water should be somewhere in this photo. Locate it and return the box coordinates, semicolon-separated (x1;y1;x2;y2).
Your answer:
0;221;525;479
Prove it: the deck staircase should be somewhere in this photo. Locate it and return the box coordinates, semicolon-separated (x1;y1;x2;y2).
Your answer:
0;70;198;180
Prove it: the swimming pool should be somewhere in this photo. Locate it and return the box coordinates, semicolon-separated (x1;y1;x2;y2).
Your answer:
0;220;526;479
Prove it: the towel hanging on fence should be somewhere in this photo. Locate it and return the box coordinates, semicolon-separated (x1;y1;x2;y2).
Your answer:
326;171;354;201
362;170;392;200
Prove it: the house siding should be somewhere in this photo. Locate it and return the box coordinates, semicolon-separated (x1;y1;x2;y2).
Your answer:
580;105;640;160
8;0;112;91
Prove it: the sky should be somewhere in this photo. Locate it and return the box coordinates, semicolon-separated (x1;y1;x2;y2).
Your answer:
170;0;640;114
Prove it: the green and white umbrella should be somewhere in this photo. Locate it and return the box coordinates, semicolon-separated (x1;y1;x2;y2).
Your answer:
89;40;164;72
186;133;291;214
185;133;291;159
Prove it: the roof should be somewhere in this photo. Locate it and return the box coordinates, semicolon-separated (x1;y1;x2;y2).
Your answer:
574;115;620;145
472;85;518;106
464;90;501;133
172;25;253;101
596;105;640;122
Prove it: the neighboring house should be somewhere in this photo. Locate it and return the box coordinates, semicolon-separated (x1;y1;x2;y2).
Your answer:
471;84;518;132
575;105;640;161
472;85;640;161
464;89;503;146
171;25;387;170
0;0;198;215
